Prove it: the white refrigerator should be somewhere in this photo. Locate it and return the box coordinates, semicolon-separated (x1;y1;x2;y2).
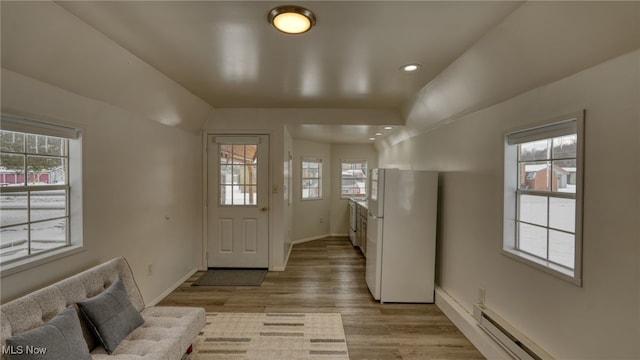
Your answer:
365;168;438;303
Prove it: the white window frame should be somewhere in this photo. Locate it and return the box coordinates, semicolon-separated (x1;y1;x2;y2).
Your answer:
0;114;83;276
502;111;584;286
340;160;368;199
301;158;322;200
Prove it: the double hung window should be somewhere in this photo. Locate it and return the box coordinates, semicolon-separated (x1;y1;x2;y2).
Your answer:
341;161;367;198
503;112;584;285
301;158;322;200
0;115;82;271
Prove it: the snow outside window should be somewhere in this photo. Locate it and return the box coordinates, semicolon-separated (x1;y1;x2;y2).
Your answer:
0;115;83;273
503;112;584;286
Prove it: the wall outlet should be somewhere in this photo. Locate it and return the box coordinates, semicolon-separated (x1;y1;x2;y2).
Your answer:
478;288;486;304
147;263;153;276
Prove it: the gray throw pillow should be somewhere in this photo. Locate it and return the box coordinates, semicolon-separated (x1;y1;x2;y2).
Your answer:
5;306;91;360
77;278;144;354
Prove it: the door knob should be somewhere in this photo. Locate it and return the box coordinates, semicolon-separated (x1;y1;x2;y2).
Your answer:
260;207;269;212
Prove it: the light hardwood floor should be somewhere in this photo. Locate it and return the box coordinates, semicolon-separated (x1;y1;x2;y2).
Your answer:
158;237;484;359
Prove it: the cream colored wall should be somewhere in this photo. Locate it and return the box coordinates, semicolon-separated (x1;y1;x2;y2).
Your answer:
0;69;204;304
204;109;393;265
398;1;640;136
290;141;377;241
0;1;213;304
329;144;377;235
377;50;640;359
0;2;211;133
292;140;332;241
376;3;640;357
283;127;294;262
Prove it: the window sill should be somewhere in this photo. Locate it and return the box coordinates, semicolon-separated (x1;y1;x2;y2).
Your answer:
0;245;86;278
501;248;581;287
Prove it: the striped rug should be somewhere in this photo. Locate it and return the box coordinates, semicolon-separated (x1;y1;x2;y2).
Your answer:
189;313;350;359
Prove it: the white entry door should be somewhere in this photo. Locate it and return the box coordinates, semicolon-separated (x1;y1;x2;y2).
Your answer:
207;135;269;268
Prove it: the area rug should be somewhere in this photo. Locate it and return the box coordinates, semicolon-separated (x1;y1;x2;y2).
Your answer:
191;269;267;286
188;313;350;359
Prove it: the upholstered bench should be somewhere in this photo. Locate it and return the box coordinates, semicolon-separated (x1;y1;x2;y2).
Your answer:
0;257;205;359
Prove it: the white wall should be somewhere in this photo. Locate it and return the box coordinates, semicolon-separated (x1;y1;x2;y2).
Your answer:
204;109;393;267
0;1;213;304
377;50;640;359
329;144;377;235
376;4;639;356
399;1;640;136
292;140;332;241
0;1;211;133
283;127;294;262
1;69;203;304
290;141;377;241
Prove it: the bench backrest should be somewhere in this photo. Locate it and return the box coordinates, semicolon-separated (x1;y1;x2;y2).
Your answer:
0;257;145;351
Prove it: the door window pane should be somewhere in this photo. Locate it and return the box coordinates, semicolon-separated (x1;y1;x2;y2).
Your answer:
246;186;257;205
219;143;259;206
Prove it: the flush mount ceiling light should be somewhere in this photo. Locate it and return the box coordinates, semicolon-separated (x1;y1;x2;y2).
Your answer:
400;64;421;72
268;5;316;34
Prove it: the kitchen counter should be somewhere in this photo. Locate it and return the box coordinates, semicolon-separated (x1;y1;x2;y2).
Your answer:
356;200;368;210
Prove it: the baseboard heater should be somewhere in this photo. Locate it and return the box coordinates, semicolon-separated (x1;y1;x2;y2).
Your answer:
473;304;554;360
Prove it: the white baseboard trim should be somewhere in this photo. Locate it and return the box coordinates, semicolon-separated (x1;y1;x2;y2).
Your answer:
292;234;330;245
147;267;198;307
435;287;511;360
274;235;352;272
292;233;350;245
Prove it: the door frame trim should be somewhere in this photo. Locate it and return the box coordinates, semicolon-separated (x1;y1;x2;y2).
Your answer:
201;130;273;271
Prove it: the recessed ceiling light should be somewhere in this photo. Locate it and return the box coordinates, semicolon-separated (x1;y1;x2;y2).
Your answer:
400;64;421;72
375;132;383;136
369;137;376;141
384;126;393;130
268;5;316;34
